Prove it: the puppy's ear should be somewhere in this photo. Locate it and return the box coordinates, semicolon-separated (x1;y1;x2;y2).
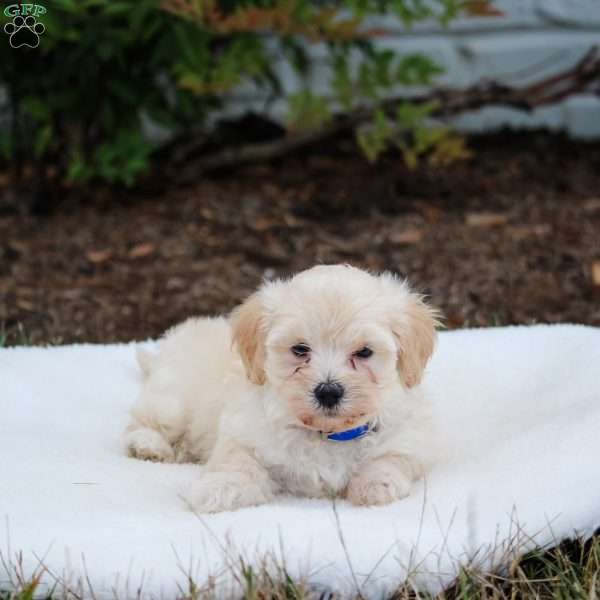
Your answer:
387;281;441;389
231;292;267;385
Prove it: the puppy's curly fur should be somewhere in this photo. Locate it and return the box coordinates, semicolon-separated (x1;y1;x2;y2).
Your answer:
126;265;441;512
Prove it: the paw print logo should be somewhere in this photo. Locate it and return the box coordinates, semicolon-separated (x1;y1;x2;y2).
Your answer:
4;15;45;48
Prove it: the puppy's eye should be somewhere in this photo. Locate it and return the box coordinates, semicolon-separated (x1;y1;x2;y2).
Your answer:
353;347;373;359
291;344;311;357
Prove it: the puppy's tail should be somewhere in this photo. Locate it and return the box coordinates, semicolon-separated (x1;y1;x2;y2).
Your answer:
136;347;156;378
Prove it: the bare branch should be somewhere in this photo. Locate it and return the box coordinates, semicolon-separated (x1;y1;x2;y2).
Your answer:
174;46;600;182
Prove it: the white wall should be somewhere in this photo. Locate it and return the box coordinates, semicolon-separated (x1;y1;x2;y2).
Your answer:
222;0;600;138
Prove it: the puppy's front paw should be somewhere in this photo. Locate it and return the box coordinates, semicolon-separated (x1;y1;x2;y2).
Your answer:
187;471;273;513
346;472;411;507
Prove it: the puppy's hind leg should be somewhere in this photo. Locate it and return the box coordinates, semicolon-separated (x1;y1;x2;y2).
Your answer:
125;353;186;463
126;385;189;462
125;424;176;463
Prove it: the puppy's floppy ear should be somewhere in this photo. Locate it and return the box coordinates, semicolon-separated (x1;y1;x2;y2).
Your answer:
386;279;441;389
231;291;267;385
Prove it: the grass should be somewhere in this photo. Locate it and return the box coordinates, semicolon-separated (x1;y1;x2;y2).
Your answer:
2;534;599;600
0;323;32;348
434;535;600;600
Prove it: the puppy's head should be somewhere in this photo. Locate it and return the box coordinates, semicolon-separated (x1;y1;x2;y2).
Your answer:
231;264;440;433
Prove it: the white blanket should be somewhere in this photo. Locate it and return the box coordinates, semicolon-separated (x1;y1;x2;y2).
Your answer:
1;325;599;598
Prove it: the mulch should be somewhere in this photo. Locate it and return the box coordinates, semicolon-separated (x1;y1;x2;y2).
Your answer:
1;131;599;345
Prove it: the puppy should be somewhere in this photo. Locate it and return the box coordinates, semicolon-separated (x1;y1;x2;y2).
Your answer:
125;264;441;512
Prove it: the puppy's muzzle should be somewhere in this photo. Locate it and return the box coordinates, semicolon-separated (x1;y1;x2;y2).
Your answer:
313;381;345;409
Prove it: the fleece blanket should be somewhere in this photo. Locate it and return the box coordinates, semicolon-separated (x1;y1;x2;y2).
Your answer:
1;325;600;598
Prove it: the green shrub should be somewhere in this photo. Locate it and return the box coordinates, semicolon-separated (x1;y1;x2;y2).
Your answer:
1;0;211;186
0;0;486;189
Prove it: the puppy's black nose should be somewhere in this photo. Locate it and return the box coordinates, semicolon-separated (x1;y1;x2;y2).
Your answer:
314;381;345;409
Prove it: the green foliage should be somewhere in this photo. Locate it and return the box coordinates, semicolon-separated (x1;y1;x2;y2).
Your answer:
288;90;331;130
67;129;154;186
1;0;210;186
0;0;486;188
356;100;472;168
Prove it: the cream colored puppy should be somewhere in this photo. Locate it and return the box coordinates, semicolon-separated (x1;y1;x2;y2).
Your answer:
126;264;441;512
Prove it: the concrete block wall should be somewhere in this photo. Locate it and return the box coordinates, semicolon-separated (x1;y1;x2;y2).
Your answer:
223;0;600;138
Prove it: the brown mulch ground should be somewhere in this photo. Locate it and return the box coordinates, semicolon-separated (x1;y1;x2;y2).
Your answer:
0;131;599;345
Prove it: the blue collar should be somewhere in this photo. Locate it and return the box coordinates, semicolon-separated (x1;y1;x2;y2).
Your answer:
324;422;372;442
